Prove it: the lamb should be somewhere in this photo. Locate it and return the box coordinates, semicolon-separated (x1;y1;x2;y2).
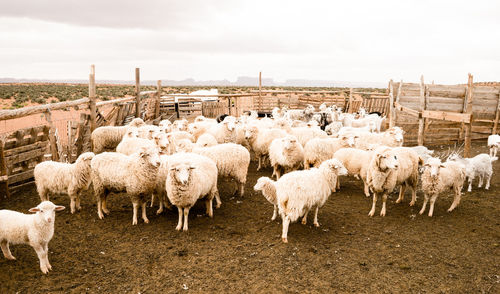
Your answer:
253;177;278;221
0;201;65;274
303;135;357;169
244;125;287;170
268;135;304;179
176;141;250;198
447;153;497;192
262;159;347;243
284;104;315;121
166;153;219;231
333;148;374;197
196;133;218;147
488;134;500;157
34;152;95;214
91;118;145;153
116;136;156;156
419;157;466;217
90;146;161;225
354;127;404;150
366;147;422;217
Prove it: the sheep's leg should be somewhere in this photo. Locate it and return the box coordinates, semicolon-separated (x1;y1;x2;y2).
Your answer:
75;193;82;211
486;173;492;190
156;194;164;215
214;190;222;209
97;197;105;219
257;155;263;171
43;243;51;271
183;207;190;231
238;181;245;197
368;193;378;217
301;209;309;225
427;194;439;217
271;205;278;221
150;194;155;208
419;193;430;215
467;177;472;192
175;207;183;231
380;193;388;217
102;196;110;215
33;244;49;274
363;181;371;197
0;240;15;260
313;206;320;227
39;189;49;201
132;201;139;225
336;177;340;191
448;188;461;213
205;198;213;218
478;175;483;188
395;185;406;204
282;215;290;243
409;184;417;207
141;201;149;224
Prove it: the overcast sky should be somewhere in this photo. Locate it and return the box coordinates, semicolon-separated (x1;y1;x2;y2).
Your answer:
0;0;499;84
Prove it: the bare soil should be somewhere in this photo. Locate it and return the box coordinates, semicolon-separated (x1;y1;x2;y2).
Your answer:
0;143;499;293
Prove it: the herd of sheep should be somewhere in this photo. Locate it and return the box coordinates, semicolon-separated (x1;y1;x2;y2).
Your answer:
1;103;499;273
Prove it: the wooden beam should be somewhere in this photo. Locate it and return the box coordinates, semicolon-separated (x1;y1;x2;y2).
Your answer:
0;140;9;199
89;64;97;132
422;110;472;123
348;88;353;113
395;102;420;117
464;73;474;158
135;68;141;118
155;80;162;120
258;72;262;111
44;111;59;161
389;80;395;127
492;89;500;134
8;169;34;185
417;75;425;146
0;98;89;121
396;80;402;104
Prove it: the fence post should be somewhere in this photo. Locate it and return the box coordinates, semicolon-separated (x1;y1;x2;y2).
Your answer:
348;88;353;113
155;80;162;120
258;72;262;112
135;68;141;118
389;79;395;128
44;110;59;161
492;89;500;134
89;64;97;132
0;139;9;199
464;73;474;158
417;75;425;146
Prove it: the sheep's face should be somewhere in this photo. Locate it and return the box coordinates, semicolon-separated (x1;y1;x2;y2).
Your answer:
244;126;258;140
341;135;357;147
253;177;271;191
29;201;65;224
140;147;161;168
283;136;299;150
376;152;398;171
195;116;206;122
222;120;235;132
170;163;195;185
304;105;315;115
154;134;170;154
447;153;461;162
388;127;404;143
424;157;445;178
173;119;187;131
358;108;366;117
125;128;139;138
323;159;348;176
78;152;95;163
175;140;194;152
159;120;172;128
129;118;145;128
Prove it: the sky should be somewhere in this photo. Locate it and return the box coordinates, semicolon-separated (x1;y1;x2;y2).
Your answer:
0;0;499;84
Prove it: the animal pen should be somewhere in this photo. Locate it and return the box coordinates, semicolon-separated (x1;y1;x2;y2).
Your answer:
0;66;497;197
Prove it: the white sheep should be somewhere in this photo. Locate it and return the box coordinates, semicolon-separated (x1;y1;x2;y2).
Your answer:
34;152;95;214
244;125;287;170
151;154;172;215
366;147;422;217
91;118;145;153
188;121;217;141
137;125;160;140
176;141;250;199
116;135;156;156
253;176;279;221
91;146;161;225
261;159;347;243
419;157;466;217
268;135;304;179
0;201;65;274
172;118;188;131
205;119;236;143
447;153;497;192
325;122;343;136
303;135;357;169
152;132;171;155
488;134;500;157
196;133;218;147
410;146;434;163
284;104;315;121
354;127;404;150
166;153;219;231
333;148;374;197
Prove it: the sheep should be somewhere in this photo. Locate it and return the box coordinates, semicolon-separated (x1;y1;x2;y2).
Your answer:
188;121;217;141
325;121;343;136
176;141;250;198
268;135;304;179
116;136;156;156
343;114;385;133
166;153;219;231
447;153;497;192
205;119;236;143
284;104;315;122
172;118;188;131
354;127;404;150
244;125;287;170
366;147;422;217
488;134;500;157
410;146;434;163
253;177;279;221
151;154;172;215
419;157;466;217
138;125;160;140
152;132;171;155
0;201;65;274
196;133;218;147
274;120;328;146
303;135;357;169
263;159;347;243
333;148;374;197
90;146;161;225
34;152;95;214
91;118;145;153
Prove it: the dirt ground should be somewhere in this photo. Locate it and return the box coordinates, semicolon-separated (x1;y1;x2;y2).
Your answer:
0;143;499;293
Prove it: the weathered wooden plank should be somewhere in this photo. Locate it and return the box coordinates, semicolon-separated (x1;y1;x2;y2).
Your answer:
4;141;48;157
426;103;464;112
0;98;89;120
422;110;472;123
0;139;9;198
8;169;34;185
6;147;47;166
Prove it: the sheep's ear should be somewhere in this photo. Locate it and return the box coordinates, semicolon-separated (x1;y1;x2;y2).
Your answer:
55;206;65;211
439;164;445;168
169;166;176;171
189;165;196;169
28;207;40;213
